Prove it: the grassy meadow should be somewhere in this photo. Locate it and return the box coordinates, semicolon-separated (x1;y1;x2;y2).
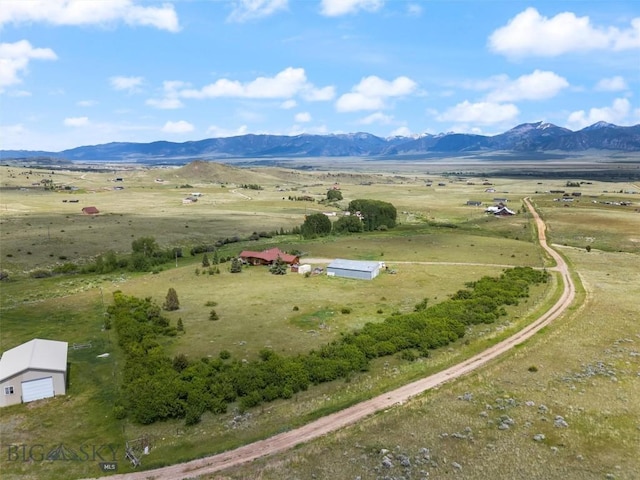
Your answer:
218;247;640;480
0;160;638;479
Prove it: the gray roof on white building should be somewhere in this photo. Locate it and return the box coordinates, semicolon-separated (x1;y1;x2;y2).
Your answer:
0;339;68;381
327;259;382;272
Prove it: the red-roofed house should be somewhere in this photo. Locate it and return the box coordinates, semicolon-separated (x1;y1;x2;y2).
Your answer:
81;206;99;215
239;247;299;266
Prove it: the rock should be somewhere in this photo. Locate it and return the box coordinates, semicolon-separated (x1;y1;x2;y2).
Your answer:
382;456;394;468
554;416;569;428
533;434;545;442
452;461;462;470
419;447;431;460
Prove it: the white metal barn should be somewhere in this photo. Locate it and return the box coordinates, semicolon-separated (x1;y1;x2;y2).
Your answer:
326;259;382;280
0;339;68;407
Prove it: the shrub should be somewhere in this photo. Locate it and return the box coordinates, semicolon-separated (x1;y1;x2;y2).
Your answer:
219;350;231;360
209;309;219;321
528;365;538;372
341;307;352;314
113;405;127;420
30;269;52;278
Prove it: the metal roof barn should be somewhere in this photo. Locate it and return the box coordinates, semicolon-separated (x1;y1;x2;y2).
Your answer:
0;339;68;407
326;259;382;280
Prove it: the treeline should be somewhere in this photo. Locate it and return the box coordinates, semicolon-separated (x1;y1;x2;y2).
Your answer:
35;225;300;278
110;267;548;425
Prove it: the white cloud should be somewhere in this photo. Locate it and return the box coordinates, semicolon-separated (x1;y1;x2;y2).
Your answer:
206;124;249;138
390;126;412;137
486;70;569;102
77;100;97;107
358;112;393;125
146;97;183;109
437;101;519;125
64;116;89;127
227;0;288;23
336;93;384;112
302;85;336;101
146;80;189;109
295;112;311;122
0;40;57;91
566;98;635;129
181;67;311;99
488;7;640;58
595;76;628;92
162;120;194;134
280;99;297;109
110;75;144;93
336;75;417;112
320;0;384;17
0;0;180;32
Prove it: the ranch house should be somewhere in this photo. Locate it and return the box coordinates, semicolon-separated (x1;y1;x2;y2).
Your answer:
0;339;68;407
326;259;383;280
239;247;299;266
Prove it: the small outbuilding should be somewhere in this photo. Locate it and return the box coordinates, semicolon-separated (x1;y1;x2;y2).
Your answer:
326;259;382;280
0;339;68;407
81;206;99;215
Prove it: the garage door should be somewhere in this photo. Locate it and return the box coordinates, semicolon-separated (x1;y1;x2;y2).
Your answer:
21;377;54;402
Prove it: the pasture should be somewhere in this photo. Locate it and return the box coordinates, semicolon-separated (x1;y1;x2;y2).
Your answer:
0;159;638;479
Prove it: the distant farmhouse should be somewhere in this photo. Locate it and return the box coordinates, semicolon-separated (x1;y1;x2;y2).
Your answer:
0;339;68;407
81;206;99;215
326;259;383;280
239;247;299;266
485;203;516;216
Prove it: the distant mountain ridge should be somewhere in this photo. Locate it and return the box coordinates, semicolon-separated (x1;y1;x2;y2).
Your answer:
2;122;639;162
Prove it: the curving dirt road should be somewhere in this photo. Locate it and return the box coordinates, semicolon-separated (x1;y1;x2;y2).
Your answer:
85;198;575;480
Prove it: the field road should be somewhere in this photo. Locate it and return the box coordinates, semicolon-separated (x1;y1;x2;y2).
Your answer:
85;198;575;480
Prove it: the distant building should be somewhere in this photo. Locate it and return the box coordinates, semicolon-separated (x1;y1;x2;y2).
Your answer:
326;259;383;280
0;339;68;407
81;206;99;215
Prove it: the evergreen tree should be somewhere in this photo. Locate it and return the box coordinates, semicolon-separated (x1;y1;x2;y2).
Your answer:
209;309;219;321
177;317;184;332
269;256;288;275
163;287;180;311
230;257;242;273
202;253;210;267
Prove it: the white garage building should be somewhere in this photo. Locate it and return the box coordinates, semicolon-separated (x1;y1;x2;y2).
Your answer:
0;339;68;407
326;259;383;280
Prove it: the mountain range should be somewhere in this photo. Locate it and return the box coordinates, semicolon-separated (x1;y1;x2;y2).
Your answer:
2;121;639;163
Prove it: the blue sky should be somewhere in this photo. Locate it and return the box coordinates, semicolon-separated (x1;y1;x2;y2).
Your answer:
1;0;639;151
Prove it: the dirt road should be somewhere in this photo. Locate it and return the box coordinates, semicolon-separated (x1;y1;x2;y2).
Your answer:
86;198;575;480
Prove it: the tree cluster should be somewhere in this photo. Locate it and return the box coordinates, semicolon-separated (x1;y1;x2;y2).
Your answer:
348;199;397;231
